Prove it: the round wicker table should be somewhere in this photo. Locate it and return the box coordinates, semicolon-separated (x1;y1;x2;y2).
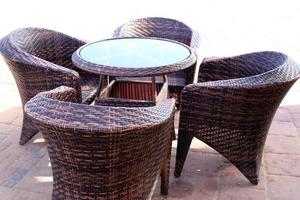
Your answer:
72;37;196;103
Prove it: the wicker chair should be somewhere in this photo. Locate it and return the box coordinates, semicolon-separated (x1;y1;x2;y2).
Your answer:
112;17;201;104
25;86;175;199
174;51;300;184
0;27;98;145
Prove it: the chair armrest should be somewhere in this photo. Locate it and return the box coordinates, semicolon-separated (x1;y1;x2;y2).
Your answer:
180;80;291;130
44;62;81;88
36;85;80;103
198;52;294;83
197;56;236;82
25;86;176;132
28;60;82;101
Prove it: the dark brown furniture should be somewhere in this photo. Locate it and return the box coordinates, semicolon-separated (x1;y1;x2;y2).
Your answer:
25;86;175;199
0;27;98;145
72;37;196;106
174;51;300;184
112;17;201;103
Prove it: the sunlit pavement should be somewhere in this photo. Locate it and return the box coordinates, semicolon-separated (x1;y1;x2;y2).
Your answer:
1;0;300;199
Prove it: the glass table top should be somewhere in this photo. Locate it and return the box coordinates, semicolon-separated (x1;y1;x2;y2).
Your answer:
79;38;191;68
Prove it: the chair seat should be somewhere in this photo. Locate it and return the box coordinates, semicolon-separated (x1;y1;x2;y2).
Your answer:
80;74;99;104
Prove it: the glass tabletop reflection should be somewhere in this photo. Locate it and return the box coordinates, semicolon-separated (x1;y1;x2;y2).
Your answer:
79;38;191;68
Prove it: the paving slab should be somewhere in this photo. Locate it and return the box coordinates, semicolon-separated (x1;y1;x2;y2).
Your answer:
218;160;266;191
267;175;300;200
218;187;266;200
268;121;297;137
14;167;53;194
153;171;219;200
272;108;293;123
265;154;300;176
265;135;300;155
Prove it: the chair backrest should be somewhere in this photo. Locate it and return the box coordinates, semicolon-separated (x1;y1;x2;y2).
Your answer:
0;27;83;104
113;17;200;49
3;27;85;69
25;86;175;199
198;51;300;84
178;52;300;184
193;51;300;133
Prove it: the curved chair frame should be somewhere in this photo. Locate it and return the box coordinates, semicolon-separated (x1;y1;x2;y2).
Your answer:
174;51;300;184
25;86;175;199
0;27;98;144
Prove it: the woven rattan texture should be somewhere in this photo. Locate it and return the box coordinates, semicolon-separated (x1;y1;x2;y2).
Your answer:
174;51;300;184
0;27;98;144
25;86;175;199
113;17;200;50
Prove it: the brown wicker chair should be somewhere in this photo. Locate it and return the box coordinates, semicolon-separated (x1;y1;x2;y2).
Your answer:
112;17;201;104
0;27;98;145
25;86;175;199
174;51;300;184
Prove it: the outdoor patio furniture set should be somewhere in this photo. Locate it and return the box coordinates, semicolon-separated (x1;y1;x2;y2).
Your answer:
0;17;299;199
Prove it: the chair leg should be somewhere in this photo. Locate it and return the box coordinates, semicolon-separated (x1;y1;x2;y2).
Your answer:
169;88;182;109
174;131;193;177
160;140;171;195
19;113;39;145
231;159;260;185
249;176;258;185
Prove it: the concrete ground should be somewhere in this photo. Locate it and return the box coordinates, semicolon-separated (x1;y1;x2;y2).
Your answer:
1;0;300;199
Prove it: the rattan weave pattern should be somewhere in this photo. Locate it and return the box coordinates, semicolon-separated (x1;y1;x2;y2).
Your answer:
113;17;200;50
25;86;175;199
0;27;98;145
174;51;300;184
96;97;156;107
